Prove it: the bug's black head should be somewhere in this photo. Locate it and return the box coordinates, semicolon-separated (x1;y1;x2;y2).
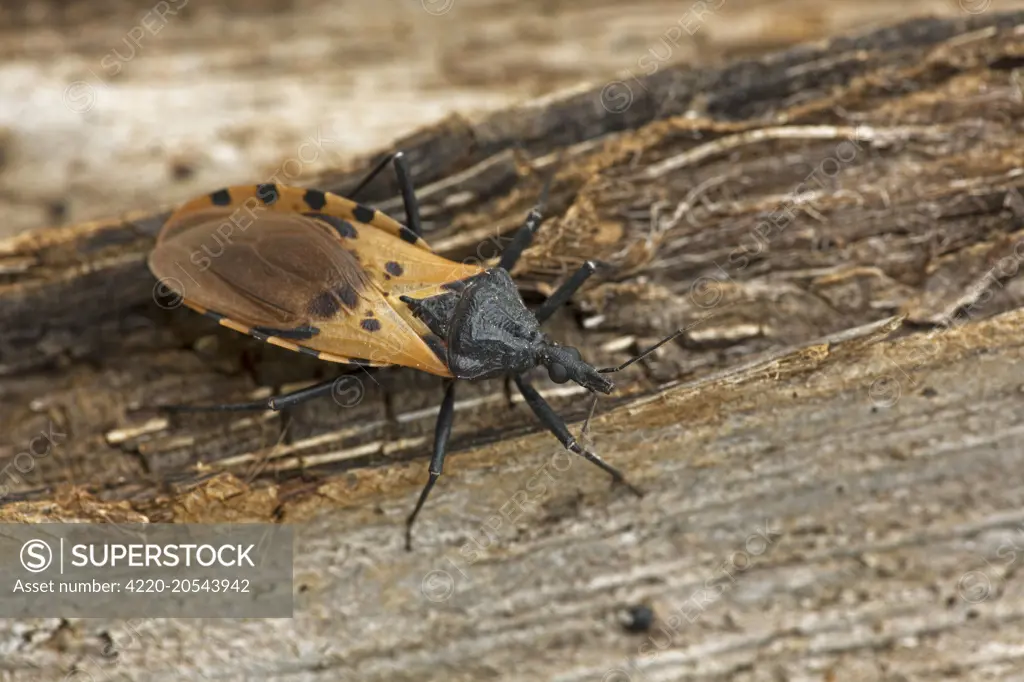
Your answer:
538;343;613;394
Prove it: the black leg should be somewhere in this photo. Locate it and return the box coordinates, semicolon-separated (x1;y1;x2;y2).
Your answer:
391;152;423;238
347;151;423;237
406;380;457;550
533;260;597;325
497;175;554;272
161;376;340;413
513;375;642;496
347;153;395;199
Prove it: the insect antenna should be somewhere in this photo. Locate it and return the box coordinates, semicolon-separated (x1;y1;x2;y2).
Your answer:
580;391;600;439
597;329;686;374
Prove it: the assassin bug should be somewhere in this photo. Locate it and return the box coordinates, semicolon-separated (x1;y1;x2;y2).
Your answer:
149;151;680;550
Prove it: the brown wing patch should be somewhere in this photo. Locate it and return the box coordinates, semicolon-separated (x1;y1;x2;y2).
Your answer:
150;206;452;376
150;210;368;330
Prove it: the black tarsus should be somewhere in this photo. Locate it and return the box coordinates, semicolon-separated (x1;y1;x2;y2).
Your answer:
497;173;555;272
513;375;642;497
406;380;457;551
534;260;598;325
347;150;423;237
161;376;341;413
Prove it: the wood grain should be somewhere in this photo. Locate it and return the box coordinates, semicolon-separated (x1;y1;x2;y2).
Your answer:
1;10;1023;681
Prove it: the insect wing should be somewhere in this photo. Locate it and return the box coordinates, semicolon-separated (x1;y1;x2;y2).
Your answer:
149;209;452;375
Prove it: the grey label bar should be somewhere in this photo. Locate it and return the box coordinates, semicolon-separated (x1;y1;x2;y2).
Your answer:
0;524;293;617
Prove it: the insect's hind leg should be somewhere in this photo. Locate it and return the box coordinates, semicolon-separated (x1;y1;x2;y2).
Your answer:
513;375;642;496
533;260;598;325
347;150;423;237
161;376;340;414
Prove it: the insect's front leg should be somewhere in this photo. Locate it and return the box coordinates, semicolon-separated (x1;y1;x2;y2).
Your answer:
512;375;642;497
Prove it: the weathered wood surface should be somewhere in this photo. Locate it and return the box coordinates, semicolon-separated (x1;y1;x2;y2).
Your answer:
2;0;1016;238
1;10;1024;681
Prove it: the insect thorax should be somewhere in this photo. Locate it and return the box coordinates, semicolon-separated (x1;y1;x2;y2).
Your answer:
402;268;543;380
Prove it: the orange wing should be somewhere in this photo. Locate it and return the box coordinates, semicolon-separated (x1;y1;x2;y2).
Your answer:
149;207;471;376
165;183;435;251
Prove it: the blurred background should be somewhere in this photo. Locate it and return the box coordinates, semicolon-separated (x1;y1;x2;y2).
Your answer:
0;0;1017;238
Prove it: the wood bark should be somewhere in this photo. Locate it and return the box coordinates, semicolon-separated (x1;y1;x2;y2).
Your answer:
1;10;1024;681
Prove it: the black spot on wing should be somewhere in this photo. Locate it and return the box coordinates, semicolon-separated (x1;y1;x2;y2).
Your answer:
308;291;340;318
253;325;320;340
336;283;359;309
360;318;382;333
398;226;419;244
303;189;327;211
249;329;269;342
349;357;372;366
257;184;280;205
209;189;231;206
305;213;358;239
297;346;321;358
352;204;375;223
385;261;404;277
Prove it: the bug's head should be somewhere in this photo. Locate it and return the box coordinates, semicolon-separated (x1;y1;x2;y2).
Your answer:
539;344;614;394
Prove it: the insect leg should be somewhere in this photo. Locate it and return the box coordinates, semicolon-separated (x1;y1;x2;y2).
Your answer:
513;375;642;496
347;150;423;237
347;152;397;199
161;376;341;413
391;152;423;238
533;260;597;324
497;175;554;271
405;380;457;550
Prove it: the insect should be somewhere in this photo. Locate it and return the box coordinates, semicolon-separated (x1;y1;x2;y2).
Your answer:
149;151;679;550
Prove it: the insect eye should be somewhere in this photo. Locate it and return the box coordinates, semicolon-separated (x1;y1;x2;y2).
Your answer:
548;362;570;384
565;347;582;362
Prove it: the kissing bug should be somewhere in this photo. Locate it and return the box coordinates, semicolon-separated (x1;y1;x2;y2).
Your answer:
149;151;680;550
